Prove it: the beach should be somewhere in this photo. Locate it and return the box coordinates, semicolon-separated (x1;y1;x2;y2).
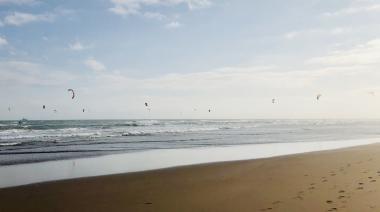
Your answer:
3;0;380;211
2;143;380;212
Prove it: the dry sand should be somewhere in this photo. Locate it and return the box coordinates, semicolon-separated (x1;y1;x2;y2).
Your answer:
2;143;380;212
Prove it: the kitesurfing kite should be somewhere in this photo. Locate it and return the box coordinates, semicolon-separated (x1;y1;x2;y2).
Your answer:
67;89;75;99
144;102;151;111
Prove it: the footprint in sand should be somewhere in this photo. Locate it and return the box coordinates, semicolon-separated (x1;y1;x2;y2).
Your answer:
370;179;376;182
326;200;333;204
338;190;345;193
144;202;153;205
357;186;364;190
358;182;364;185
338;195;345;199
327;208;337;211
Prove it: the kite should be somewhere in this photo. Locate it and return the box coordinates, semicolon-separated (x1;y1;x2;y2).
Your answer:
67;89;75;99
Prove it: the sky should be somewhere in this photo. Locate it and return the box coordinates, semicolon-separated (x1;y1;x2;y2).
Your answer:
1;0;380;119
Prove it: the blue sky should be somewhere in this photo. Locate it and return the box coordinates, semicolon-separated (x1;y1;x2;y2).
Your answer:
1;0;380;119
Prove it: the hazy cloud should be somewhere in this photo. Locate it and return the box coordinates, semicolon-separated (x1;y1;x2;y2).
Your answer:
143;12;167;20
323;3;380;17
0;61;76;86
3;12;54;26
284;27;351;39
0;0;37;5
84;58;106;72
165;21;181;29
0;36;8;46
307;38;380;66
68;41;87;51
109;0;212;16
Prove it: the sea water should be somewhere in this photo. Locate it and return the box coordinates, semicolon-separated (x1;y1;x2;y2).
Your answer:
1;119;380;165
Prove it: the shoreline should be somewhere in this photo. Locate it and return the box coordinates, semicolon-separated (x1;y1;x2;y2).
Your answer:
2;142;380;211
0;137;379;188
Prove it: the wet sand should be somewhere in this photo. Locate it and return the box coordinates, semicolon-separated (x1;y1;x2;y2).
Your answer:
1;143;380;212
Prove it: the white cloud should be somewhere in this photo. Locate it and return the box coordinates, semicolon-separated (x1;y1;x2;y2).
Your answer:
85;39;380;118
1;8;72;27
109;3;139;15
165;21;181;29
84;58;106;72
307;38;380;66
68;41;86;51
0;36;8;46
143;12;166;20
109;0;212;16
187;0;211;9
97;64;357;98
3;12;54;26
323;3;380;17
0;61;76;86
284;27;351;39
284;31;299;39
5;39;380;118
0;0;36;5
84;55;380;119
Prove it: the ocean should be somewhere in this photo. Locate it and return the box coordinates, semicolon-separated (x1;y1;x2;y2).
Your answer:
1;119;380;165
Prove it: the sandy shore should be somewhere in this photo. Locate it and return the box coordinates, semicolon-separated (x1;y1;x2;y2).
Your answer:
1;144;380;212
